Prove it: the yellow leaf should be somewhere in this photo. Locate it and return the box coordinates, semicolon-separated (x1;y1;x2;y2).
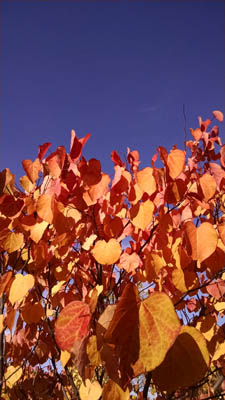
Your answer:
130;200;154;230
214;302;225;312
60;350;71;368
30;221;48;243
172;268;187;294
136;167;156;196
152;326;209;393
79;379;102;400
0;314;4;333
3;232;24;253
51;280;65;296
212;342;225;361
20;175;35;192
137;292;181;372
102;380;129;400
87;335;102;367
92;239;121;265
5;365;22;388
9;274;35;305
82;234;97;250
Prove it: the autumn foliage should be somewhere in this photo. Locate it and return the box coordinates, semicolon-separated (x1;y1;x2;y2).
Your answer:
0;110;224;400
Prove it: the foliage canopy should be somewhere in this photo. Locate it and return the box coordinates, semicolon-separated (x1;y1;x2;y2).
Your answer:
0;110;224;399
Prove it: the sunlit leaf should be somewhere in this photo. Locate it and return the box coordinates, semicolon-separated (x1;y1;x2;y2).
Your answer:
212;110;224;122
3;232;24;253
185;221;218;263
130;199;154;230
9;274;35;305
0;314;4;333
167;149;185;179
117;252;141;274
30;221;49;243
55;301;91;352
60;350;71;368
92;239;121;265
5;365;23;388
79;379;102;400
199;173;217;201
22;158;41;183
137;292;181;372
136;167;156;196
87;335;102;367
36;194;53;223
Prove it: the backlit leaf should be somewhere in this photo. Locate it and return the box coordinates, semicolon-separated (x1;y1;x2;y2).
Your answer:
212;110;224;122
3;232;24;253
136;167;156;196
0;271;12;297
55;301;91;352
199;173;217;201
0;314;4;333
117;252;141;274
167;149;185;179
185;221;218;263
136;292;181;372
5;365;23;388
9;274;35;305
152;326;209;393
130;200;154;230
60;350;71;368
92;239;121;265
22;158;41;183
79;379;102;400
36;194;53;223
30;221;48;243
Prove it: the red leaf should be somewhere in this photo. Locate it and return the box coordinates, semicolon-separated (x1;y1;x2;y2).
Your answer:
38;142;51;160
55;301;91;352
70;130;91;161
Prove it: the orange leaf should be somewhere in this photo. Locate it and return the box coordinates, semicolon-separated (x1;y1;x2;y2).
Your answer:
60;350;71;368
185;221;218;263
30;221;48;243
136;167;156;196
55;301;91;352
167;149;185;179
22;158;41;183
137;292;181;372
36;194;53;223
199;173;217;201
152;326;209;393
118;252;141;274
130;200;154;230
9;274;35;305
190;128;202;141
3;232;24;253
92;239;121;265
0;315;4;333
212;110;224;122
79;379;102;400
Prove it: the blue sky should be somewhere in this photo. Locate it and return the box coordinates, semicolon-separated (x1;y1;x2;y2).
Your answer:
1;0;224;181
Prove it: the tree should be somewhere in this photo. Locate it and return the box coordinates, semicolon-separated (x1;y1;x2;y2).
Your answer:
0;110;224;400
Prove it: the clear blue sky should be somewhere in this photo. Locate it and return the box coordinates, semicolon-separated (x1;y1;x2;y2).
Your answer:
1;0;224;181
